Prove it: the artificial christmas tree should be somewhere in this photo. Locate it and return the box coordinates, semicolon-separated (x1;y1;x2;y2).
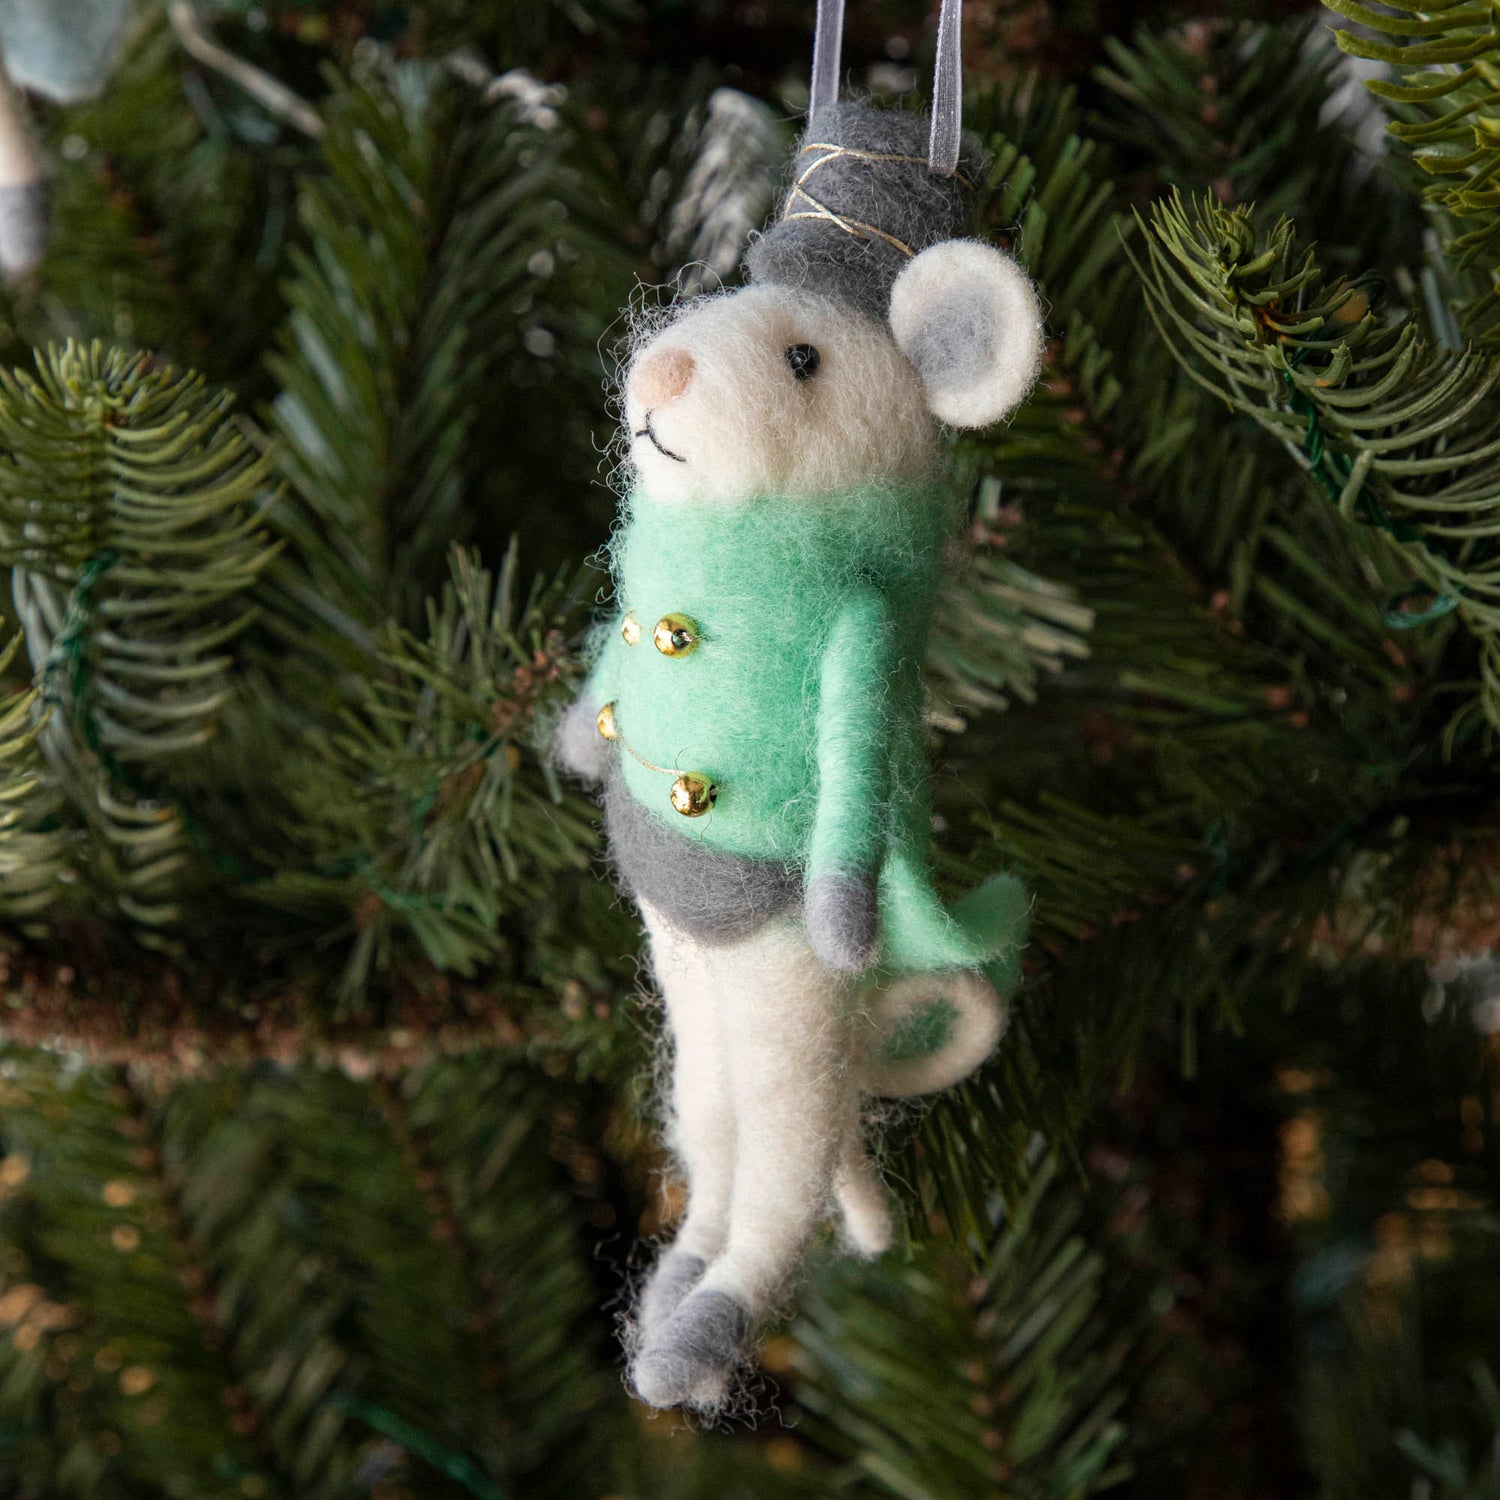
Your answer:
0;1;1490;1496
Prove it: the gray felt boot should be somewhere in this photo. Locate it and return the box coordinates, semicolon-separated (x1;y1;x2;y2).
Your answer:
630;1287;749;1411
636;1249;707;1340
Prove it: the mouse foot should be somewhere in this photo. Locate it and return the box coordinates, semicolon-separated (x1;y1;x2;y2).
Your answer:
635;1248;708;1341
630;1287;749;1411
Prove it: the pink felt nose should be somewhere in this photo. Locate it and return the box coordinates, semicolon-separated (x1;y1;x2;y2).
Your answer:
632;347;695;407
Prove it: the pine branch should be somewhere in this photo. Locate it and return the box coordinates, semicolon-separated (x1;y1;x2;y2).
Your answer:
155;1059;612;1497
1328;0;1500;348
925;529;1094;729
910;757;1486;1233
0;933;570;1074
262;53;610;659
0;341;276;934
901;881;1303;1235
398;1057;614;1494
1266;956;1500;1499
0;1043;620;1497
793;1155;1142;1500
1394;1362;1500;1499
0;638;71;918
945;84;1415;857
896;81;1448;1233
1133;192;1500;733
0;1051;273;1497
23;12;318;390
974;73;1427;705
248;543;603;1002
1094;16;1417;265
660;86;784;296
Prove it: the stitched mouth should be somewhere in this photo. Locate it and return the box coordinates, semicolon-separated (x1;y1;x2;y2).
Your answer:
633;415;687;464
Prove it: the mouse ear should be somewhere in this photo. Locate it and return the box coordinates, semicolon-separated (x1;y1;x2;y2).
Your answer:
888;240;1045;429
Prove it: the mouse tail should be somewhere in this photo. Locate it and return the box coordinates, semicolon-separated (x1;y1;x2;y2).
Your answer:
857;966;1006;1098
857;869;1028;1099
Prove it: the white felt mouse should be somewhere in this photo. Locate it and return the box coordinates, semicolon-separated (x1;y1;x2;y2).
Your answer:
556;0;1044;1412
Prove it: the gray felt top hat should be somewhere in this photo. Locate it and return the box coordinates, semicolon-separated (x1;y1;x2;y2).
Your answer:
742;0;979;322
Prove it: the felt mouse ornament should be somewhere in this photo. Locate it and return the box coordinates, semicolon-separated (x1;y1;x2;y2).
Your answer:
556;0;1043;1412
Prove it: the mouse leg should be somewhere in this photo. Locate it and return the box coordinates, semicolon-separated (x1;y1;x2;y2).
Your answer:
634;902;734;1341
834;1115;893;1257
632;915;856;1410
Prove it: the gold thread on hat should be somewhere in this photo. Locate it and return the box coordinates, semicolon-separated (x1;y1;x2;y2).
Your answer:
781;143;974;258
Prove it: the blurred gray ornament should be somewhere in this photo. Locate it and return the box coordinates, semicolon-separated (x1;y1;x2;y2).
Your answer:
0;0;135;103
0;55;45;280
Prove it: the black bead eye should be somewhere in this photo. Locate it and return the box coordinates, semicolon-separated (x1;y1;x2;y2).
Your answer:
785;343;821;381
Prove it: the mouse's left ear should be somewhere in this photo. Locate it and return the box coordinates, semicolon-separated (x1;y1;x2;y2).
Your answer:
888;239;1045;429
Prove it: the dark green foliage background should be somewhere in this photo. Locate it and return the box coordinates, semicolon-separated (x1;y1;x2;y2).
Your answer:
0;1;1493;1496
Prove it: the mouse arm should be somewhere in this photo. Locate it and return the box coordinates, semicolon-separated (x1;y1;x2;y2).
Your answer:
552;620;621;786
804;584;897;973
554;688;612;785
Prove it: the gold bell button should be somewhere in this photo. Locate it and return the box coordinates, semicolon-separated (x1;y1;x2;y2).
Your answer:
596;702;619;741
620;612;641;646
653;613;700;657
669;772;717;817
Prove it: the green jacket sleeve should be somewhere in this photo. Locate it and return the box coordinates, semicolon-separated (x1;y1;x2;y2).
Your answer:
807;584;896;888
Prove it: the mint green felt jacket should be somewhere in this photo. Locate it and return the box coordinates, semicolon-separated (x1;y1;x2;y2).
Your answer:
586;483;1027;978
